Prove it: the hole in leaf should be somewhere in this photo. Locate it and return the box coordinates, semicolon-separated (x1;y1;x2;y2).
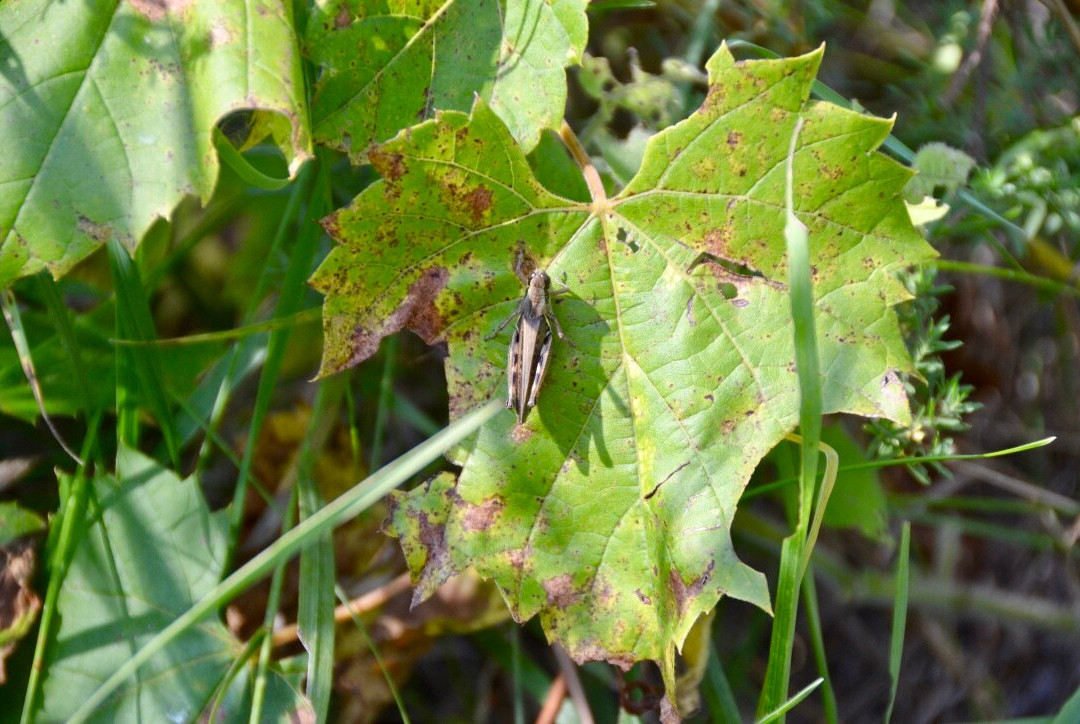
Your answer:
615;226;640;252
688;251;764;280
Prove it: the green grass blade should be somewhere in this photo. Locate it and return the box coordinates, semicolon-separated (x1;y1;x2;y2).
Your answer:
934;260;1080;300
758;534;802;718
297;380;346;722
67;398;502;723
227;161;326;565
334;582;410;723
251;485;299;723
34;276;94;415
703;639;741;723
107;237;180;467
111;308;320;347
801;570;838;723
742;437;1057;504
758;116;822;720
19;414;101;724
756;678;823;724
511;625;525;724
885;522;911;724
206;631;266;721
1;290;83;463
370;334;399;469
192;163;310;466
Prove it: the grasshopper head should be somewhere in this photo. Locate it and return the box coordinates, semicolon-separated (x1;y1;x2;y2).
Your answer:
528;270;550;291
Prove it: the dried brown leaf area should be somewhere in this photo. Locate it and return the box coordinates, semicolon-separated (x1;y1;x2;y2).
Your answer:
312;46;934;693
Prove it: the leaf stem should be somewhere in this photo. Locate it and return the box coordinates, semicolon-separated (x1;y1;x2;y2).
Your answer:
559;121;608;211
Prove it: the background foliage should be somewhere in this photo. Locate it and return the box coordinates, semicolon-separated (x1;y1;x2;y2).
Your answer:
0;0;1078;722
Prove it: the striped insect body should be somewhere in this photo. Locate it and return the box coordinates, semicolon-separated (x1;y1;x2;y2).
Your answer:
489;259;570;425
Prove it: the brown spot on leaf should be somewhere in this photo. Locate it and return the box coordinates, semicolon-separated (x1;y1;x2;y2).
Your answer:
635;588;652;606
726;131;743;147
76;215;114;244
460;496;504;532
510;423;534;444
669;560;714;615
334;5;352;28
567;641;636;671
128;0;193;22
507;548;527;569
542;573;581;608
702;225;733;257
465;187;492;219
370;148;406;182
346;266;449;366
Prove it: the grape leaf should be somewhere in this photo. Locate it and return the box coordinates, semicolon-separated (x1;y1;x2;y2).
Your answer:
0;0;311;288
38;446;312;722
312;45;934;690
304;0;587;160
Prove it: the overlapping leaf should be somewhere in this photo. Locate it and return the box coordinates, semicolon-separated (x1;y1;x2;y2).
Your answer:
38;447;311;722
0;0;310;288
312;46;934;679
304;0;587;159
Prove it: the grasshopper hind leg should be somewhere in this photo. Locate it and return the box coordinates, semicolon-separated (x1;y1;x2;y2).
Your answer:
506;323;522;411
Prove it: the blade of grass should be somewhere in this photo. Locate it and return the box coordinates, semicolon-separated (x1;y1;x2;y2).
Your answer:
192;162;311;471
68;398;502;722
19;414;101;724
741;437;1057;503
758;116;821;720
107;237;180;467
251;485;299;723
333;581;410;723
703;638;741;723
227;155;327;567
344;380;364;474
393;396;442;437
111;308;321;347
801;569;838;723
296;379;346;722
756;678;823;724
207;630;267;721
370;334;399;469
1;290;83;464
171;390;280;510
885;522;911;723
473;628;552;704
512;625;525;724
34;276;94;416
934;260;1080;300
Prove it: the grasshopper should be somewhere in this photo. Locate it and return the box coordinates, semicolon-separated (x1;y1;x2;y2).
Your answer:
489;254;571;424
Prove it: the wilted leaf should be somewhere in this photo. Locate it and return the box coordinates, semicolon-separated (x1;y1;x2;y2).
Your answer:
903;142;976;202
304;0;587;159
38;446;312;722
314;45;933;685
0;538;41;684
0;0;311;288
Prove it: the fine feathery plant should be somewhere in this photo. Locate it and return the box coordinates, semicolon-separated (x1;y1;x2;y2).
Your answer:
0;1;1060;722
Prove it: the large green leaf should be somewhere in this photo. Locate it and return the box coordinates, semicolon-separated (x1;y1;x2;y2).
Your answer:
0;0;310;288
304;0;587;159
38;446;311;722
313;46;934;680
